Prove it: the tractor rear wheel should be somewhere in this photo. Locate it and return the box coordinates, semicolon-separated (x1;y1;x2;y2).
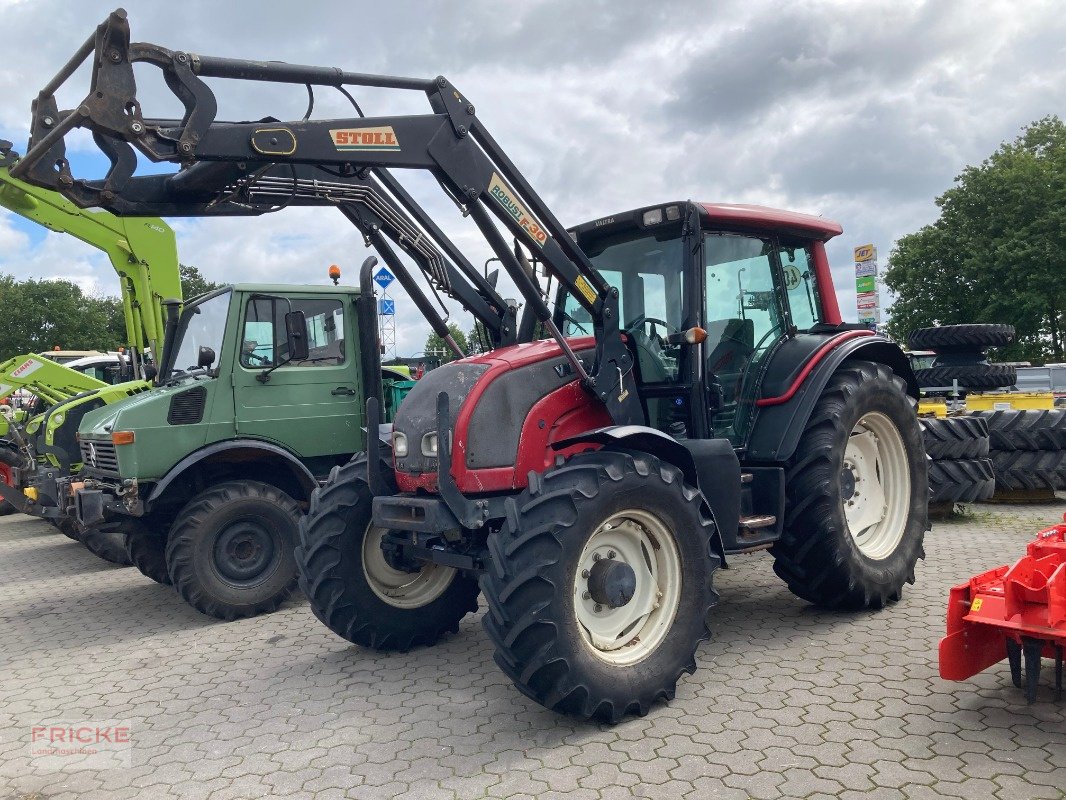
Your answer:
772;361;928;610
481;450;720;722
125;518;171;584
296;452;479;650
80;519;135;566
166;481;300;620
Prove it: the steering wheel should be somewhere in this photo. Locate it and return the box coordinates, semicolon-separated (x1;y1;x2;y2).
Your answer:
624;315;672;348
624;315;676;382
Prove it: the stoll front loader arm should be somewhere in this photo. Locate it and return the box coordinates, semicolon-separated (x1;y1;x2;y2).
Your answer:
9;7;641;427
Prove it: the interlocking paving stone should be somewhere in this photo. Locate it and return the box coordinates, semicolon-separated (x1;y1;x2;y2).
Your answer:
1;499;1065;799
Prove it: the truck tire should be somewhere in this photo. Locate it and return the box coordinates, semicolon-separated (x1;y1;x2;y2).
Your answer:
51;516;81;540
296;452;479;650
971;409;1066;452
125;518;171;585
990;450;1066;491
80;519;135;566
929;458;996;504
771;361;928;610
907;324;1015;352
166;481;301;620
913;364;1017;390
481;450;720;722
919;416;989;460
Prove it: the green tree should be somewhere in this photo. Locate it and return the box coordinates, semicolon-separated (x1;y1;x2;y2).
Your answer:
423;322;469;364
884;116;1066;363
179;263;222;299
0;276;121;357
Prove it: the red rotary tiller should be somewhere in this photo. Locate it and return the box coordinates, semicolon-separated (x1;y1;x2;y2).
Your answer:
939;514;1066;702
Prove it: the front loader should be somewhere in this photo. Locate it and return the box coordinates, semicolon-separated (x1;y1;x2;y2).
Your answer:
16;9;928;719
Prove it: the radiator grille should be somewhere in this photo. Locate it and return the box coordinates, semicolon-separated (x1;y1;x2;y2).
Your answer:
79;439;119;475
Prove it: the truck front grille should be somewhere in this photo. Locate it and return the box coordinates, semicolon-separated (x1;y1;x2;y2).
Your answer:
79;439;119;475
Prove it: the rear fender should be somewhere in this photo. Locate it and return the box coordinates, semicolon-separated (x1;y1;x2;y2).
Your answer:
551;425;732;561
747;335;917;462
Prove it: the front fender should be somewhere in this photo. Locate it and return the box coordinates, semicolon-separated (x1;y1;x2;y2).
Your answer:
747;335;917;462
145;439;317;509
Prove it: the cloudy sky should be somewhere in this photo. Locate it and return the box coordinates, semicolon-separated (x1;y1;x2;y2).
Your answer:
0;0;1062;355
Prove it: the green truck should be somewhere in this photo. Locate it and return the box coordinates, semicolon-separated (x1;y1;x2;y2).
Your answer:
70;261;391;619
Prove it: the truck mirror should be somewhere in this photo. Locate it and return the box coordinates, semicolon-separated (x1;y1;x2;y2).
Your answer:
285;311;310;362
197;346;216;369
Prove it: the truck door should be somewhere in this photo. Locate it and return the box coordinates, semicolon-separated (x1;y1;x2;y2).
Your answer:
232;293;363;471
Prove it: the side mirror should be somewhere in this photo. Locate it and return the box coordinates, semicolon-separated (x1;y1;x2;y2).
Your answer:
197;346;216;369
144;364;158;381
284;311;309;362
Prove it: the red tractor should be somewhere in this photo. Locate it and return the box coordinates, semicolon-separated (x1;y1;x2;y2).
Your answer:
18;10;928;721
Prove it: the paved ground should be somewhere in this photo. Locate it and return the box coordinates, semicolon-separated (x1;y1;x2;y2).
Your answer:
1;501;1064;800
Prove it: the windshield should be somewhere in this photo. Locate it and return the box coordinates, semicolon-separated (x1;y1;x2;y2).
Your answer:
560;228;686;338
169;290;231;377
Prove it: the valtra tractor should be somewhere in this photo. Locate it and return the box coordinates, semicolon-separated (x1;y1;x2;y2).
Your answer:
17;10;928;720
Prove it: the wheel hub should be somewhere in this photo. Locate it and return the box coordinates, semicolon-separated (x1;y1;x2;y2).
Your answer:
843;412;911;560
840;467;856;501
586;557;637;609
213;521;276;584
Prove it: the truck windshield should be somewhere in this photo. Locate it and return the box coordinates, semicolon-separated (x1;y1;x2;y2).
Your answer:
169;290;232;378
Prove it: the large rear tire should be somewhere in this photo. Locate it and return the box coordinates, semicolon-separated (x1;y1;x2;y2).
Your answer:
166;481;300;620
480;450;720;722
771;361;928;610
296;452;479;650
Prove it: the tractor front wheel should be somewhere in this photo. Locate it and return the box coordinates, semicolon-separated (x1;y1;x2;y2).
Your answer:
80;519;135;566
125;517;172;585
481;450;720;722
772;360;928;610
296;452;479;650
166;481;300;620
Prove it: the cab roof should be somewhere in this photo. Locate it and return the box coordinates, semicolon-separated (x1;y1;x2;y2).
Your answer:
698;203;843;241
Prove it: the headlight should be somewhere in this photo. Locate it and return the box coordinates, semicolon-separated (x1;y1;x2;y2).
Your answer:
392;431;408;457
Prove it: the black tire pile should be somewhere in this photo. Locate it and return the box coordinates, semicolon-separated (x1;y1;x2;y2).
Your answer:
908;324;1016;391
921;416;995;505
969;409;1066;493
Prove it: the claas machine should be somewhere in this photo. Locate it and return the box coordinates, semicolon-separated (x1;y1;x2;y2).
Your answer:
15;9;928;721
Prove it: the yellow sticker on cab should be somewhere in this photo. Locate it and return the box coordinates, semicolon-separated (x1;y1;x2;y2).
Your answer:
574;275;597;305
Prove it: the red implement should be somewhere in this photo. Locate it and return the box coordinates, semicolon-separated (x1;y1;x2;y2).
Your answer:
939;514;1066;702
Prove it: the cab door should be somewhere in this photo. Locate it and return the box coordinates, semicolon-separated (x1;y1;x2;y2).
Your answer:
701;232;789;445
232;293;364;472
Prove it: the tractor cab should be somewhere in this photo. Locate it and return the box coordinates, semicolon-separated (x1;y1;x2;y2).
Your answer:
559;202;844;448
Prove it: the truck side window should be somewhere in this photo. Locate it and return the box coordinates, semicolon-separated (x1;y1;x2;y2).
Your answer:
240;297;346;369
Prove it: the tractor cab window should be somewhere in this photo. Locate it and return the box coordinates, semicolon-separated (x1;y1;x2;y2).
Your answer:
561;229;687;385
704;233;786;441
778;243;821;331
240;297;346;369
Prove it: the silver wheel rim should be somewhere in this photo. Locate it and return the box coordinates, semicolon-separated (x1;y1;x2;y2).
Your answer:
842;411;910;560
573;509;682;666
361;525;457;609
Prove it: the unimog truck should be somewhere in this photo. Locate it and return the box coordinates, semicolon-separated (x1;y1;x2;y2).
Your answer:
18;10;928;720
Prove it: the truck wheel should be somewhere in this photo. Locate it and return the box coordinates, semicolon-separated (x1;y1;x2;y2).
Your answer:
51;517;81;540
80;520;134;566
296;452;479;650
480;450;720;722
125;518;171;585
772;361;928;610
166;481;300;620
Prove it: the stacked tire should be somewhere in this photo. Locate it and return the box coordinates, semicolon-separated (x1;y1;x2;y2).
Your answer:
970;409;1066;493
907;324;1016;391
920;416;995;505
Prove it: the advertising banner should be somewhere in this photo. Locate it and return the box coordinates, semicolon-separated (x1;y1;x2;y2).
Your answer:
855;275;876;294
